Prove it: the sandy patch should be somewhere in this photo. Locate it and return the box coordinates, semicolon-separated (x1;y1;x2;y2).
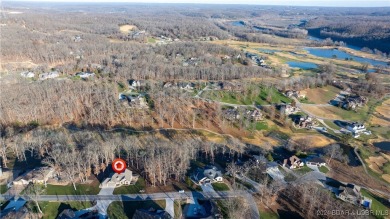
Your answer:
371;99;390;126
365;156;388;174
382;174;390;183
119;24;137;33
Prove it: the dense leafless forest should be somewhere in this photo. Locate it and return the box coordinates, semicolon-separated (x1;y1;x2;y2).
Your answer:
0;3;390;218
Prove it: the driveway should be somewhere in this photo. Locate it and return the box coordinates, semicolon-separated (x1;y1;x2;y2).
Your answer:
200;183;215;193
165;198;174;218
306;164;320;172
86;186;115;218
266;167;286;183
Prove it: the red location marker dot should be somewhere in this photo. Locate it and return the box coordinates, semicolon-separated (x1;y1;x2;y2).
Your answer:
112;158;127;174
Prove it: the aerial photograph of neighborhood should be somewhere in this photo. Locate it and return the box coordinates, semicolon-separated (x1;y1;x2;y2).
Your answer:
0;0;389;218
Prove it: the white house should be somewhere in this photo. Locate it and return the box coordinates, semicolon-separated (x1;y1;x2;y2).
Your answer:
20;71;35;78
306;157;326;167
100;169;138;188
346;122;366;134
193;166;223;185
39;71;60;80
76;72;95;78
283;156;304;169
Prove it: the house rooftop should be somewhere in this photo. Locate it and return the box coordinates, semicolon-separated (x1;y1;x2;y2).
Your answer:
307;157;325;164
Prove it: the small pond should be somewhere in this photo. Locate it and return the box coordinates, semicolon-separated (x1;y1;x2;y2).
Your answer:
231;21;245;27
373;141;390;152
287;61;318;69
305;48;388;67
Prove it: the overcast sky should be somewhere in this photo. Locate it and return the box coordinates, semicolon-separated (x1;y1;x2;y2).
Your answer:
8;0;390;7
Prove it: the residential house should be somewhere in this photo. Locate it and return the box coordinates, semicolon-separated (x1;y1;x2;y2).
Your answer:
13;167;54;186
1;206;31;219
346;122;370;137
342;95;368;110
306;157;326;167
222;108;240;121
72;35;82;42
132;208;172;219
128;79;145;90
182;199;222;219
283;156;304;169
207;81;223;90
296;115;314;129
323;180;372;208
338;185;361;205
163;81;176;89
120;94;149;109
221;82;242;91
101;169;139;188
193;166;223;185
39;71;60;80
57;209;76;219
20;71;35;78
246;109;263;121
279;104;299;115
76;72;95;78
285;90;306;99
178;82;195;91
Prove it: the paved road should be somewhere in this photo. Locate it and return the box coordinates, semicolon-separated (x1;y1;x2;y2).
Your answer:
1;191;260;218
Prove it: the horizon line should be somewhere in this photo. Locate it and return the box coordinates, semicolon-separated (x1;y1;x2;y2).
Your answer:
3;1;390;8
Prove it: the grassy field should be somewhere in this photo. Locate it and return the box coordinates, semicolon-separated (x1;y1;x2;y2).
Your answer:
300;105;370;121
294;165;313;175
212;183;230;191
202;86;291;105
323;119;341;130
40;201;92;219
113;177;146;194
45;181;100;195
148;37;156;43
360;189;390;219
319;166;329;174
0;184;7;194
107;200;166;219
259;210;279;219
248;121;269;131
174;200;183;218
370;99;390;127
303;86;341;104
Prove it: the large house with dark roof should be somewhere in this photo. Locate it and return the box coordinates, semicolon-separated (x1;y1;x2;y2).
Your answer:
192;166;223;185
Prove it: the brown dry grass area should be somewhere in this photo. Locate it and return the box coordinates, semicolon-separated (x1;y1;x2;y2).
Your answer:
291;134;335;148
328;160;390;193
119;24;137;33
300;105;343;120
366;156;388;174
370;99;390;127
382;174;390;183
0;60;38;72
303;86;341;104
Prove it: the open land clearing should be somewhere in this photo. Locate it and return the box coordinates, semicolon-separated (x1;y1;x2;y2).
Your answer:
300;105;369;121
291;134;336;148
365;156;388;174
303;86;341;104
370;99;390;127
119;24;137;33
